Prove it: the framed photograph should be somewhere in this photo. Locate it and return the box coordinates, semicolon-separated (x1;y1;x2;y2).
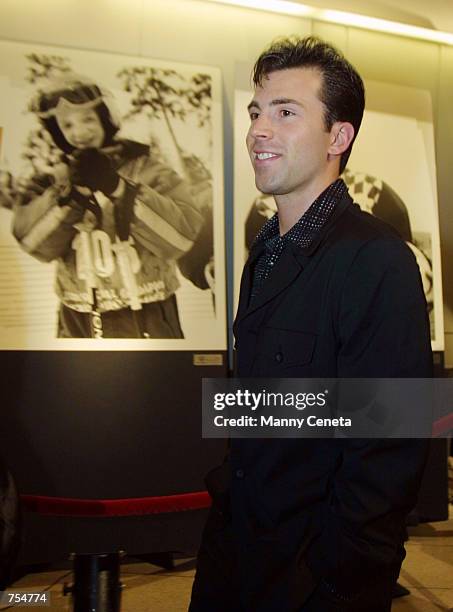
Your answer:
0;40;226;350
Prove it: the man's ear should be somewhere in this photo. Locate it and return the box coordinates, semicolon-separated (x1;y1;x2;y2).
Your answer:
328;121;355;156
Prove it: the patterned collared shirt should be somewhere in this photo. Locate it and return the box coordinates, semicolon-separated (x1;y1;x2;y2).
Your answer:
249;178;347;304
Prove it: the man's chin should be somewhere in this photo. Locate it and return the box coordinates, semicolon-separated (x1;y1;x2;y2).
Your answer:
254;179;277;195
255;180;290;197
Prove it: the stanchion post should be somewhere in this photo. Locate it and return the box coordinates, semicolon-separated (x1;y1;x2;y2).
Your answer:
64;552;123;612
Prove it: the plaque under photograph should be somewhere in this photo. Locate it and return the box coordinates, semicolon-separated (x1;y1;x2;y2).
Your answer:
0;40;226;351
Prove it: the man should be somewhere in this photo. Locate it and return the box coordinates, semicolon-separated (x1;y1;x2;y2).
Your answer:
189;37;432;612
13;74;202;338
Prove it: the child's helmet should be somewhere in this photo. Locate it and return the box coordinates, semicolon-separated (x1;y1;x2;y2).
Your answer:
30;74;120;153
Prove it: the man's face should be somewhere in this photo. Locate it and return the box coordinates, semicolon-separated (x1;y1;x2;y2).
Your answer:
56;106;105;149
246;67;334;198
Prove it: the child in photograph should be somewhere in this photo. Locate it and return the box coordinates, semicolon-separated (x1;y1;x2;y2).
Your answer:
13;74;203;338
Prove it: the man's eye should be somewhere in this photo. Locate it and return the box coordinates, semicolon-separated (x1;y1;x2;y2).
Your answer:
280;109;294;117
249;112;259;121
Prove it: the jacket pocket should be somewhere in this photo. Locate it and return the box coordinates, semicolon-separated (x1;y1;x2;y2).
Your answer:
255;327;317;368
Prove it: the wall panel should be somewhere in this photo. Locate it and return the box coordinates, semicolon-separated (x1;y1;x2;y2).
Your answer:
312;21;348;50
347;29;440;94
0;0;143;56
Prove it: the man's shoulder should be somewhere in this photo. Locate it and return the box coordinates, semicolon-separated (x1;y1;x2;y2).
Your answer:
320;198;417;277
327;201;421;285
337;200;401;242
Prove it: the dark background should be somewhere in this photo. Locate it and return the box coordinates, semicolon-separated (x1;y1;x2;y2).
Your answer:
0;350;227;562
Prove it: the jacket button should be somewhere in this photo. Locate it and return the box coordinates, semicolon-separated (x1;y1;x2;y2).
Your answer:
275;351;283;363
235;469;245;479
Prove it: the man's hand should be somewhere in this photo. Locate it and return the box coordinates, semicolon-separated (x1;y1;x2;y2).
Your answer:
68;148;120;196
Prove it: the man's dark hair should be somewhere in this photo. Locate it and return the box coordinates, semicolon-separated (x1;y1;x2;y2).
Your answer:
252;36;365;173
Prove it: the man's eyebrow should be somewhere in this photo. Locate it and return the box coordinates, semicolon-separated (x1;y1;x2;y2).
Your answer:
247;98;303;111
247;100;260;111
270;97;303;107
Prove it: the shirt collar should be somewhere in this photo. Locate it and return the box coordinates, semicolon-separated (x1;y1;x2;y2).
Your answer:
252;178;347;250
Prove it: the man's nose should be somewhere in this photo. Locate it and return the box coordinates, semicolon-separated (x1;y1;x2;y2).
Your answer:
250;115;273;139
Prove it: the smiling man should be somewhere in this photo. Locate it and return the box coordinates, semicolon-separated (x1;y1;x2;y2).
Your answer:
189;37;432;612
247;68;353;233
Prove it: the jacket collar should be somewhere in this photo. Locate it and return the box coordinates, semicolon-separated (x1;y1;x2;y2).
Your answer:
294;189;353;258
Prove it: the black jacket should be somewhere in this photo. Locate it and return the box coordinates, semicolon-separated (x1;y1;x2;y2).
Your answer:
227;191;432;609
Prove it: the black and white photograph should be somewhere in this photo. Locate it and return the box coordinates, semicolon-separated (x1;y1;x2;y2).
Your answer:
234;70;444;350
0;40;226;350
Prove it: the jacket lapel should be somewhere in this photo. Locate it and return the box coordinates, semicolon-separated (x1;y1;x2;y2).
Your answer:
234;190;354;329
234;244;304;327
234;242;264;327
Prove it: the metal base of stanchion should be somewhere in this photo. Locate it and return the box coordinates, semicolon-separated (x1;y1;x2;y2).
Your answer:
64;552;123;612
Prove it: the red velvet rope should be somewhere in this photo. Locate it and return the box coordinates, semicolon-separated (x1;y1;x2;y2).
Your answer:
18;413;453;518
432;412;453;437
20;491;212;517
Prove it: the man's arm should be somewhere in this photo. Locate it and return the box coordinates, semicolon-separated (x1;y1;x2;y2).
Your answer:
308;236;432;594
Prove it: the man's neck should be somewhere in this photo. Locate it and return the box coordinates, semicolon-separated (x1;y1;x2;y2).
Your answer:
275;173;340;235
